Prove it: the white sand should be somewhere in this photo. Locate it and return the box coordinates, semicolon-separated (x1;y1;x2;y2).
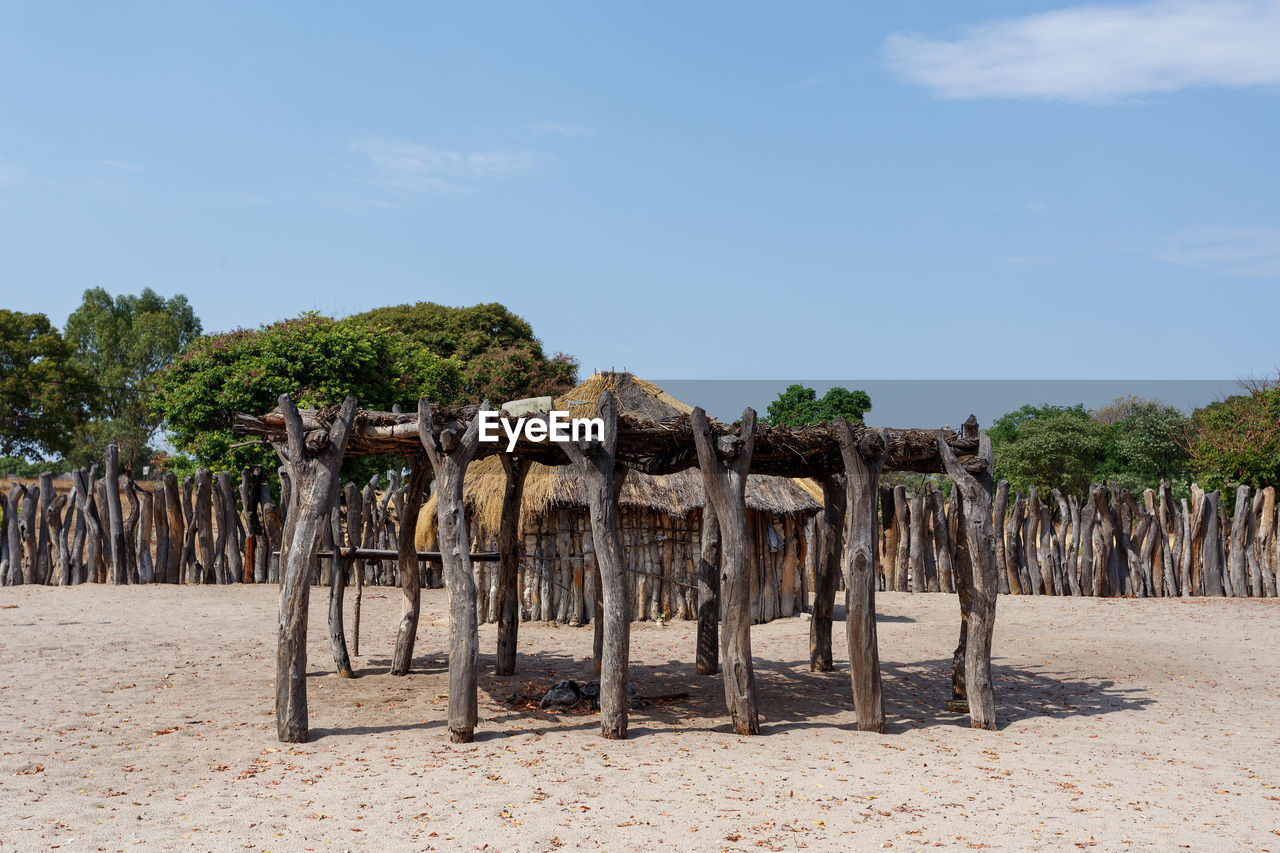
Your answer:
1;585;1277;851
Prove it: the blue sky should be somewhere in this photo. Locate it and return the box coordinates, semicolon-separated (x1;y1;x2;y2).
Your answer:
2;1;1278;385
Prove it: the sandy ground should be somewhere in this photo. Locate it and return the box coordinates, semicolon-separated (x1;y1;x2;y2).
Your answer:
0;586;1277;852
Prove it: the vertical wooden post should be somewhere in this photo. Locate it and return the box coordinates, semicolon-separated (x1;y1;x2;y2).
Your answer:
328;484;357;678
163;473;183;584
833;420;887;732
809;473;844;671
930;485;955;594
495;454;531;677
908;489;927;593
992;480;1011;595
73;470;101;587
937;432;999;730
1202;491;1225;596
417;399;485;742
104;446;127;585
691;405;759;736
137;484;154;583
273;394;357;743
36;472;55;584
2;483;19;585
1228;485;1251;596
151;484;168;585
122;476;140;584
193;470;214;583
561;392;631;739
390;456;429;675
697;506;722;675
891;486;909;591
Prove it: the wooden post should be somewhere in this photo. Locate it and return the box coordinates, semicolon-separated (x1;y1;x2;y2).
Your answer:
1024;489;1043;594
18;485;38;584
892;486;909;591
122;476;140;584
193;470;214;583
327;486;356;679
104;446;127;585
347;483;365;656
273;394;357;743
163;473;183;584
1202;491;1225;596
930;485;955;594
908;489;927;593
137;484;154;583
809;473;844;671
495;454;531;677
561;392;631;739
151;485;168;585
390;456;429;675
833;420;887;731
36;472;55;584
992;480;1011;595
73;470;101;587
937;432;999;730
1228;485;1251;596
697;506;723;674
692;405;760;736
417;399;485;743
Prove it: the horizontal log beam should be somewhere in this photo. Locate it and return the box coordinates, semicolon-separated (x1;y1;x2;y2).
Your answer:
234;407;985;478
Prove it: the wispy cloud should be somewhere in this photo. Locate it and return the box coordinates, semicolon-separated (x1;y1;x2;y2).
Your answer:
1157;225;1280;277
525;121;592;138
349;136;540;193
885;0;1280;102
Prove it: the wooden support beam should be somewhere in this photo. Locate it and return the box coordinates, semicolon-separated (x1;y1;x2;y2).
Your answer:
834;419;887;732
495;454;532;677
418;398;485;743
560;391;631;739
809;473;844;672
937;433;999;731
692;405;759;737
273;393;357;743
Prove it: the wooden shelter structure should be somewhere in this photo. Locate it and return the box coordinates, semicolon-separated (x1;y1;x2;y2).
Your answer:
235;376;999;744
416;374;822;627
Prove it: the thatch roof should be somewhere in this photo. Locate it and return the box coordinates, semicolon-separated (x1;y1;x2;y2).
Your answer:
419;372;822;543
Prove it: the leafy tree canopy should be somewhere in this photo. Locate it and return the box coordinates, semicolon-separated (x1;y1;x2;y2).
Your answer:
351;301;576;403
63;288;202;470
1098;399;1191;493
152;313;460;477
994;410;1106;495
1189;382;1280;493
0;310;89;459
765;384;872;426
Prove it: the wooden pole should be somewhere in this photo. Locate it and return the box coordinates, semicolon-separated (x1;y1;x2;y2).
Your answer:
833;419;888;732
151;484;168;585
992;480;1011;595
390;457;429;675
163;473;183;584
417;399;485;743
937;431;999;730
809;473;844;671
327;489;356;679
561;392;631;739
137;483;154;584
696;506;722;674
273;394;357;743
104;446;127;585
930;485;955;595
494;454;531;677
193;470;214;584
692;405;760;736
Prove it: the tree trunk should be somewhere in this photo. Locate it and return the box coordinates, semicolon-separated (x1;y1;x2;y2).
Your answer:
1091;486;1114;596
1005;493;1026;595
809;474;844;671
692;405;759;736
18;485;38;584
152;485;168;585
36;472;55;584
73;470;102;587
833;420;888;732
1228;485;1251;596
908;490;928;593
495;455;531;677
122;476;140;584
273;394;357;743
328;486;356;679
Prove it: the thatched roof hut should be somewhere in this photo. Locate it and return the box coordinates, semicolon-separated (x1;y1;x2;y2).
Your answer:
418;372;822;625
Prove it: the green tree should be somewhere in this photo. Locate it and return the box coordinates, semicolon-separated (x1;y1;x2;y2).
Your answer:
765;384;872;426
990;404;1105;494
152;313;460;476
64;288;202;470
1189;381;1280;493
351;301;577;402
0;310;88;459
1097;399;1192;493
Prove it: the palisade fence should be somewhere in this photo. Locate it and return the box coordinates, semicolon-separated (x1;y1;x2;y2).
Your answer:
2;444;1277;605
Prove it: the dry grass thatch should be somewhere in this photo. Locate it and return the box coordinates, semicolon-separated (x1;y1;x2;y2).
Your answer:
418;372;822;543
